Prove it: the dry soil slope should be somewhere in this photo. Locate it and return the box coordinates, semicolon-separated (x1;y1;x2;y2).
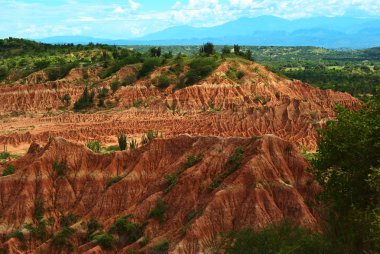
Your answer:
0;135;320;253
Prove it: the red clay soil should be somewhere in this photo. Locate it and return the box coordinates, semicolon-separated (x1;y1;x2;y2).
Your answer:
0;60;359;152
0;135;320;253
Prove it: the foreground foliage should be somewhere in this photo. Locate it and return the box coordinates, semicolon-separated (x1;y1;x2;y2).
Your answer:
312;92;380;253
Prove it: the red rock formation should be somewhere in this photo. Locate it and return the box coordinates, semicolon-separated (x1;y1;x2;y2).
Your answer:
0;135;320;253
0;59;360;151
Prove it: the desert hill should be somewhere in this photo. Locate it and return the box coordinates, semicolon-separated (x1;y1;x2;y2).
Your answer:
0;135;320;253
0;58;359;152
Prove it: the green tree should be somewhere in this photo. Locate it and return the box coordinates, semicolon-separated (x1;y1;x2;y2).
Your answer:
312;93;380;253
199;42;215;55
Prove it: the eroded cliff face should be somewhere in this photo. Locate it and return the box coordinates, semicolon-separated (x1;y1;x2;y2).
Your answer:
0;60;360;151
0;135;320;253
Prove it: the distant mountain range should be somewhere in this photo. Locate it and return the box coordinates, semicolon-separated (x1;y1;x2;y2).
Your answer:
38;16;380;48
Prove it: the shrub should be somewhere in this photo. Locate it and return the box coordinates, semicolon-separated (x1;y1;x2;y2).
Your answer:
0;151;10;160
2;164;14;176
118;133;127;151
61;94;71;106
185;57;219;86
46;62;78;81
53;161;67;176
10;230;25;241
152;239;170;253
87;218;103;237
73;87;95;111
149;199;165;223
122;75;136;86
224;222;330;254
106;176;123;189
138;58;161;78
110;81;120;93
108;215;143;244
236;70;245;79
92;232;116;250
156;74;171;89
52;227;75;251
60;213;77;227
86;140;101;153
97;87;109;99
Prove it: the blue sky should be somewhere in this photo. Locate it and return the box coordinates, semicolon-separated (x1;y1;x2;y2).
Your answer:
0;0;379;39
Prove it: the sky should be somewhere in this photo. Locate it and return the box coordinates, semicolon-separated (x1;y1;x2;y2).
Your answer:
0;0;379;39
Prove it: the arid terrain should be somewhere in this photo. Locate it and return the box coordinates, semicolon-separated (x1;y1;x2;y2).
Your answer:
0;55;360;253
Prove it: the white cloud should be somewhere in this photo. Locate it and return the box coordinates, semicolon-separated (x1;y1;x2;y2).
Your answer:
128;0;141;11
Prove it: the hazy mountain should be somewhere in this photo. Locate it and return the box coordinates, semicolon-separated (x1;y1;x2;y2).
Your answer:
38;16;380;48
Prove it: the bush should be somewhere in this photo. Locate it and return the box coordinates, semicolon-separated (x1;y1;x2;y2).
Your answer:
0;151;10;160
2;164;14;176
86;140;101;153
118;133;127;151
73;87;95;111
156;74;171;89
52;227;75;251
185;57;219;86
108;215;143;244
149;199;165;223
46;62;78;81
225;222;330;254
106;176;123;189
53;161;67;176
138;58;161;78
110;81;120;93
60;213;77;227
87;218;103;237
152;239;170;253
122;75;136;86
92;232;116;250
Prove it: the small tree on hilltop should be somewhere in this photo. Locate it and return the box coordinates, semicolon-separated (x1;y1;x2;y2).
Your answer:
200;42;215;55
233;44;240;55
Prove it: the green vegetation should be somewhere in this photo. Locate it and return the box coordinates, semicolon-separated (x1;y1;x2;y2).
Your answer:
224;222;329;254
209;146;245;190
118;133;127;151
86;140;101;153
0;151;10;160
53;161;68;176
311;92;380;253
59;213;77;227
138;57;161;78
156;74;171;89
106;176;123;189
51;227;75;252
183;56;220;87
130;138;138;150
2;164;14;176
165;153;203;193
149;199;165;223
73;87;94;111
92;232;116;250
152;239;170;253
108;215;143;244
86;218;103;237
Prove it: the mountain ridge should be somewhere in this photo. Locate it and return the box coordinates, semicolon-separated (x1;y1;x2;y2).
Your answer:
36;15;380;48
